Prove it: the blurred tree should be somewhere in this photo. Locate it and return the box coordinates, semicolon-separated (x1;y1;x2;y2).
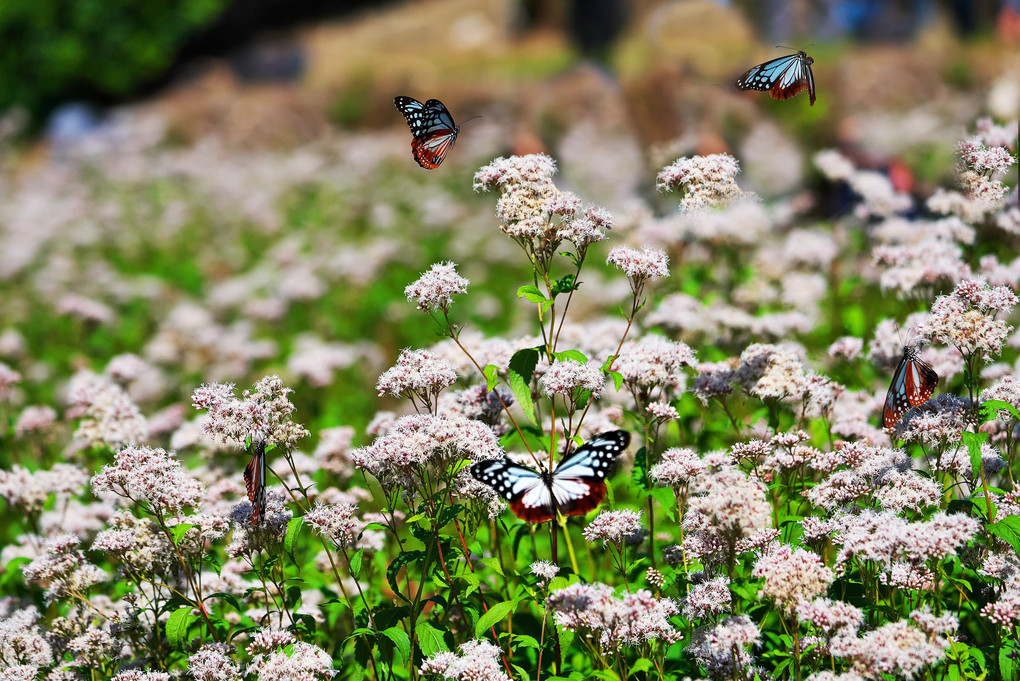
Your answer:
0;0;231;124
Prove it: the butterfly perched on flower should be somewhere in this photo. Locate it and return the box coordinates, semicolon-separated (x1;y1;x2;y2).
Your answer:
243;439;268;525
736;51;816;105
470;430;631;523
883;346;939;429
394;96;461;169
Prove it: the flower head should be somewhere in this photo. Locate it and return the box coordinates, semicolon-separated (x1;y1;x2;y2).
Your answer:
583;509;646;545
606;246;669;288
547;582;682;651
192;376;308;449
656;154;750;211
920;280;1017;360
539;359;605;399
405;261;469;314
419;639;509;681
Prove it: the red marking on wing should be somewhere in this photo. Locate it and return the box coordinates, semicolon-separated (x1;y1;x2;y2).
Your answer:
770;78;809;101
411;131;454;169
243;450;264;525
508;498;556;524
558;480;606;518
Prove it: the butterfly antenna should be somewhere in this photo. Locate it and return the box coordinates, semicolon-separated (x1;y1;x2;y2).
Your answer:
459;115;483;126
774;44;799;51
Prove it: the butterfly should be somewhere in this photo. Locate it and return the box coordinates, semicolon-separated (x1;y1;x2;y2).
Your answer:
736;51;816;105
883;346;939;429
394;96;461;169
470;430;631;523
243;439;268;525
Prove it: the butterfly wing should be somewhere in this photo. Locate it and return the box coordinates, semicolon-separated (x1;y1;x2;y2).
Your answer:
243;439;268;525
550;430;630;518
737;53;815;105
394;96;458;169
883;348;939;429
470;459;554;523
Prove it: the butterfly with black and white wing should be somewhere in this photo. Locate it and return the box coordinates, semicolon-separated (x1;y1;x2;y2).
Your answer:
736;51;816;105
470;430;631;523
394;96;461;169
883;345;939;429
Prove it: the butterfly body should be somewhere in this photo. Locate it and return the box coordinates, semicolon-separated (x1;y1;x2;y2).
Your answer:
243;439;267;525
883;346;939;429
394;96;460;168
470;430;630;523
736;51;816;105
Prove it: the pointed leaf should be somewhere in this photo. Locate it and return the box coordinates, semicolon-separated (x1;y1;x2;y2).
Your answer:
508;348;540;425
349;549;364;578
962;430;989;483
382;626;411;663
166;607;198;651
474;599;516;638
415;620;449;657
284;517;304;563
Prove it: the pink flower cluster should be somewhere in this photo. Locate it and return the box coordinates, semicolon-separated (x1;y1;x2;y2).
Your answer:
920;279;1017;360
419;639;509;681
404;261;469;314
91;446;205;516
192;375;309;449
583;509;645;545
376;348;459;399
539;358;605;399
687;615;760;678
473;154;609;249
656;154;749;211
752;544;834;613
649;447;705;489
606;246;669;286
303;502;361;550
682;576;732;619
615;334;696;391
350;414;502;491
546;581;682;650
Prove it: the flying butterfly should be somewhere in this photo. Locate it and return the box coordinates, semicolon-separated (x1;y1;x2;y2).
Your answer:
470;430;630;524
243;439;268;525
394;96;462;169
736;50;816;105
883;346;939;429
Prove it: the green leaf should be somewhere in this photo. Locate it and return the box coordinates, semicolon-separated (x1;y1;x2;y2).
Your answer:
553;349;588;364
1000;645;1015;681
382;626;411;663
478;557;505;577
165;606;198;651
387;551;425;603
483;364;501;392
982;398;1020;423
207;592;242;613
168;523;196;546
552;274;579;296
415;620;449;657
648;486;677;520
988;516;1020;557
438;504;465;529
631;446;649;491
629;658;654;674
608;370;623;392
962;430;989;483
284;517;304;563
512;634;540;650
508;348;540;425
517;285;553;315
349;549;364;578
474;599;516;638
